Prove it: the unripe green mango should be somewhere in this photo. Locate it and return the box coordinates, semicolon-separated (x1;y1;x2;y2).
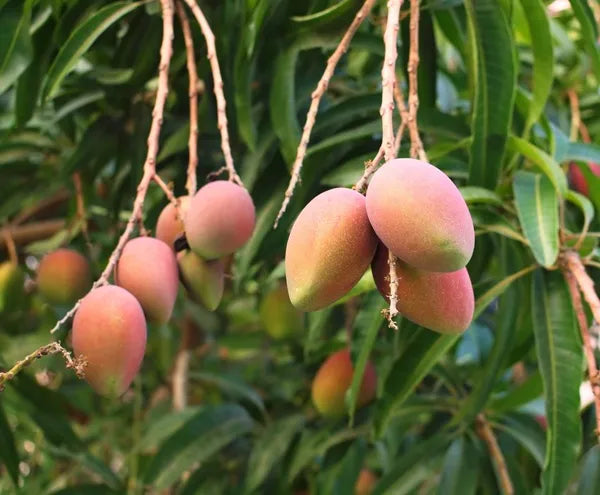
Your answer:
311;349;376;417
371;244;474;334
285;188;378;311
72;285;146;396
0;262;25;313
366;158;474;272
184;181;255;259
259;284;304;339
116;237;179;324
37;249;92;306
178;251;225;311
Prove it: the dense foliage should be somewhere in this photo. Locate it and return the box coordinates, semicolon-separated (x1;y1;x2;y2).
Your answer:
1;0;600;493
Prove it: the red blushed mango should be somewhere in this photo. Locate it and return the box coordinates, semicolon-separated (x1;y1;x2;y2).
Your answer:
178;251;224;311
366;158;474;272
155;196;190;249
184;181;255;259
72;285;146;396
259;284;304;339
372;245;474;334
37;249;92;305
311;349;377;417
355;469;377;495
285;188;378;311
568;162;600;197
116;237;178;324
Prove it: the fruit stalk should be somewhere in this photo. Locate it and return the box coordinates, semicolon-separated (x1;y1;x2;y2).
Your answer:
476;414;514;495
273;0;378;228
182;0;242;186
407;0;426;161
176;0;199;196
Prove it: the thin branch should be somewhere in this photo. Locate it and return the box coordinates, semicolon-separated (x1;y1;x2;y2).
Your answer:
273;0;377;228
11;190;70;226
564;251;600;326
72;172;93;256
563;268;600;441
50;0;175;333
0;343;86;391
176;0;199;196
182;0;242;186
407;0;426;161
567;89;582;142
0;220;66;249
3;228;18;264
381;249;399;330
153;174;179;208
476;414;514;495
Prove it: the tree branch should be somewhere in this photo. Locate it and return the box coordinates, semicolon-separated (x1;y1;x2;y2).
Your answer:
0;220;66;249
2;229;18;264
182;0;242;186
273;0;377;228
49;0;176;334
176;0;199;196
406;0;426;161
476;414;514;495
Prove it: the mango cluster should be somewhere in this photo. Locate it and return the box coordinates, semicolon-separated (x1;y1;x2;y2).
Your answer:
286;158;475;334
69;180;255;397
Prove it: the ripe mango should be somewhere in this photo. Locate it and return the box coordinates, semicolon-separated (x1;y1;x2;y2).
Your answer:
568;162;600;197
311;349;376;417
0;262;25;313
155;196;190;249
178;251;224;311
115;237;179;324
37;249;92;305
371;245;474;334
184;181;255;259
285;188;378;311
72;285;146;396
366;158;474;272
259;284;304;339
355;469;377;495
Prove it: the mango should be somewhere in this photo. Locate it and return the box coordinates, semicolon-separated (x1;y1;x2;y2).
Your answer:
371;244;474;334
259;284;304;339
311;349;376;417
155;196;190;249
285;188;378;311
115;237;179;324
72;285;146;396
184;181;255;259
37;249;92;305
366;158;474;272
568;161;600;197
178;251;224;311
0;262;25;313
355;469;377;495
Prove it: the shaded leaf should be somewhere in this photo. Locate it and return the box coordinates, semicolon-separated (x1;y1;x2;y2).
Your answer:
0;0;33;94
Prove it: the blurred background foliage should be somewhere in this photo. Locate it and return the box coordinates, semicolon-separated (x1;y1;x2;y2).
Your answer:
1;0;600;493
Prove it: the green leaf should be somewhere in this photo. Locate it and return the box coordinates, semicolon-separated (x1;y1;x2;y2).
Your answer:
489;371;543;413
42;1;142;100
578;445;600;495
507;135;568;195
332;439;367;495
0;399;19;485
565;190;594;239
519;0;553;132
244;415;305;493
156;123;190;163
138;407;202;452
437;436;479;495
566;142;600;164
48;485;121;495
513;171;559;268
459;186;503;206
465;0;516;188
291;0;357;26
348;294;384;423
376;331;458;436
304;307;334;360
471;208;529;245
494;412;546;467
0;0;33;94
531;270;583;495
144;404;254;489
569;0;600;80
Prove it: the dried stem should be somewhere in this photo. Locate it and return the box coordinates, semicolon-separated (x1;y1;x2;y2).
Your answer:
3;228;18;265
176;0;199;196
563;267;600;440
567;89;582;142
0;342;86;391
50;0;175;333
72;172;92;255
564;251;600;326
407;0;426;161
476;414;514;495
182;0;241;186
354;146;386;193
0;220;66;250
153;174;179;209
382;249;399;330
273;0;377;228
11;190;70;226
